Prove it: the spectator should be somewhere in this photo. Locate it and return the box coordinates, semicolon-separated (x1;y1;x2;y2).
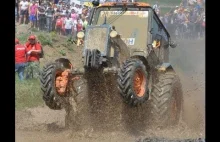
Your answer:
197;0;203;7
188;0;196;6
155;8;160;17
82;16;88;29
153;1;159;10
163;13;169;28
15;38;27;81
55;15;62;35
15;0;19;22
19;0;29;24
76;18;83;33
70;9;78;21
64;15;73;36
37;4;46;31
25;35;42;79
77;5;83;17
182;0;188;8
56;1;62;8
29;1;38;28
195;8;203;39
54;0;59;4
82;7;88;17
45;4;55;32
60;14;66;35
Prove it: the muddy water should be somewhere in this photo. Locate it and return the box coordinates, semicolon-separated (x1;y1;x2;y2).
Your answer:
16;39;205;141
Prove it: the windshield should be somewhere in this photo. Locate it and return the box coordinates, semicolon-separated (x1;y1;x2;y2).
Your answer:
92;7;150;50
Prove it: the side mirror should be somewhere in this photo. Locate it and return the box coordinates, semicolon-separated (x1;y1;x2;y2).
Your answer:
170;40;177;48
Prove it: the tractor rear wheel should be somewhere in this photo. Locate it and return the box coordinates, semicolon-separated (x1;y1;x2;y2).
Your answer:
117;58;149;106
40;62;71;110
150;71;183;127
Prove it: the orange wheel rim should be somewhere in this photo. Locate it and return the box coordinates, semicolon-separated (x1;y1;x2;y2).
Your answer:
133;69;146;97
55;69;70;96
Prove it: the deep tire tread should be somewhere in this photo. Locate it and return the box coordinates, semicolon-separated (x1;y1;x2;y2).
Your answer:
150;71;183;127
117;58;149;106
40;63;62;110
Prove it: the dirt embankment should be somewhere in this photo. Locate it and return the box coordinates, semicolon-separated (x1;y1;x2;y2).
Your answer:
15;39;205;142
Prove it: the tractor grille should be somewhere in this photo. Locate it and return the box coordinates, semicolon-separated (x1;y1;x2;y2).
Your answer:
85;27;108;53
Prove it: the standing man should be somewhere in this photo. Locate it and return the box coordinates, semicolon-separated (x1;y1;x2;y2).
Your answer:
19;0;29;24
64;15;73;36
29;1;38;28
15;0;19;22
37;4;46;31
15;38;27;81
45;4;55;32
25;35;42;79
153;1;159;10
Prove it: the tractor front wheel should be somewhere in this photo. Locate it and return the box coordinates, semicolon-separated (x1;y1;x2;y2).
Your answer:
40;62;72;110
117;58;149;106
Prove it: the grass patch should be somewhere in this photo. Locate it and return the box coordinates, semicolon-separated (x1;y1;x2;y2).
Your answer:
17;33;29;44
59;49;66;56
15;76;43;110
37;33;53;47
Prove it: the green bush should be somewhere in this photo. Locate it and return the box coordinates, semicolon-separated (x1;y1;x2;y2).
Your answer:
37;33;53;47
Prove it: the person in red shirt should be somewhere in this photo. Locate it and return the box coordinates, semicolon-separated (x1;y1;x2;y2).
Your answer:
61;14;66;35
15;38;27;80
76;19;83;33
55;16;62;35
25;35;42;79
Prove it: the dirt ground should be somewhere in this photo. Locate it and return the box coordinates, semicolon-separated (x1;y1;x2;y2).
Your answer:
15;28;205;142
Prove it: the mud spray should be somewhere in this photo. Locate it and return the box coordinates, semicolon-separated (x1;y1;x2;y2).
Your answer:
16;39;205;142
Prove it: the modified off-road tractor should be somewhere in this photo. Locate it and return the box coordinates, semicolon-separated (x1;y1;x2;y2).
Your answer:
40;1;182;130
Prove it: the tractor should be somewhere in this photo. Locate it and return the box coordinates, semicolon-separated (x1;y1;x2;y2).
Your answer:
40;1;182;130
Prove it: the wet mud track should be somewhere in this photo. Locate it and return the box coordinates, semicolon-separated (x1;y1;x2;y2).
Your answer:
16;39;205;142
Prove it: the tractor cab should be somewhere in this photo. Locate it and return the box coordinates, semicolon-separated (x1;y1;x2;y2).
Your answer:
79;2;174;64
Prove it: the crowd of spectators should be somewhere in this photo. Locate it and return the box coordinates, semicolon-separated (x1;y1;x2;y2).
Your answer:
16;0;91;42
155;0;205;40
15;0;205;41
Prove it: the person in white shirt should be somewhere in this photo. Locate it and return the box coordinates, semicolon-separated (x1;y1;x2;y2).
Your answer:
64;15;73;36
77;5;83;16
19;0;29;24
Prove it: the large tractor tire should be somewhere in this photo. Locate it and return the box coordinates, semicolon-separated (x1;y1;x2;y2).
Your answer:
150;71;183;127
117;58;149;106
40;62;71;110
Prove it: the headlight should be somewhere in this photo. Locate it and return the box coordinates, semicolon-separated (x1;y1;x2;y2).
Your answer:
77;32;85;38
110;31;118;38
